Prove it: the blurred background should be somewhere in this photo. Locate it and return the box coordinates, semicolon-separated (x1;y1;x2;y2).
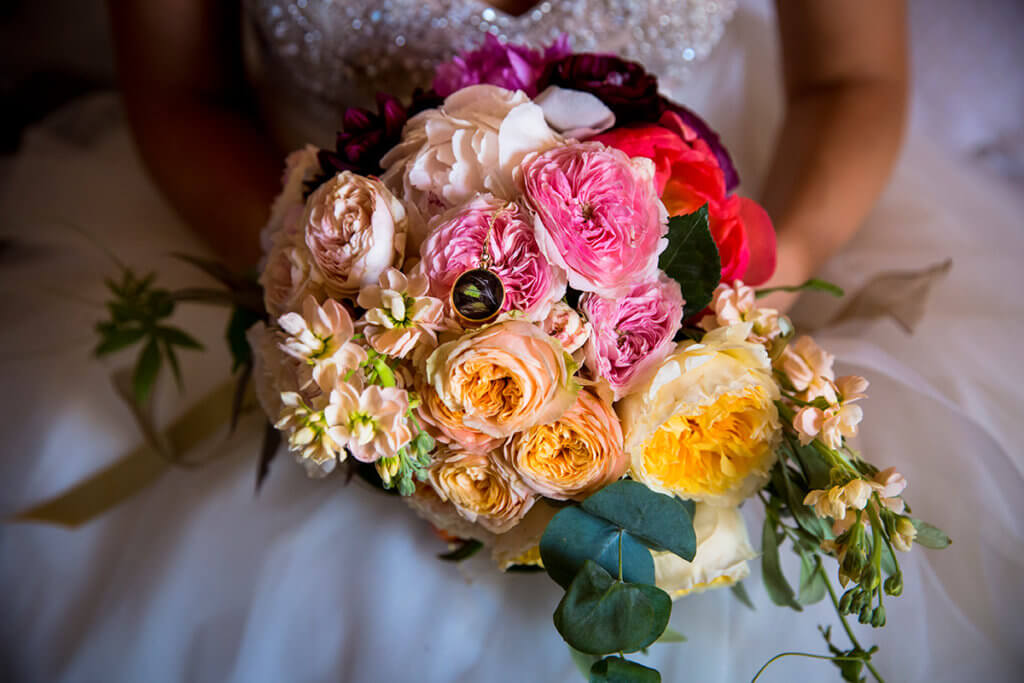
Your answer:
2;0;1022;188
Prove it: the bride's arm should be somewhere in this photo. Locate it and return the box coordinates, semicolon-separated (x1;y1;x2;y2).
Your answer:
108;0;281;271
759;0;908;310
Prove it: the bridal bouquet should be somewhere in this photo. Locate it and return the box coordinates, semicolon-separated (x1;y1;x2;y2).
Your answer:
80;36;947;682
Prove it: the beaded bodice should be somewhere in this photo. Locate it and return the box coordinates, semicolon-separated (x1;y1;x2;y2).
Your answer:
242;0;736;149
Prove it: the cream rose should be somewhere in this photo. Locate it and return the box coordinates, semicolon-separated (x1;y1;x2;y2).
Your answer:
427;446;536;533
504;388;626;500
654;503;756;599
380;85;561;215
618;323;782;507
303;171;411;298
261;144;321;252
425;320;579;439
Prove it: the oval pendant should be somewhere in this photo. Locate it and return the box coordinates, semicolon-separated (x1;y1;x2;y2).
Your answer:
451;268;505;324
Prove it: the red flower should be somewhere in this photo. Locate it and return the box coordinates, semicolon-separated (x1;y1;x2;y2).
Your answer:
592;112;776;285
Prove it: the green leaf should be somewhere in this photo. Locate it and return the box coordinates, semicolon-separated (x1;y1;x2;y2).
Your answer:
553;560;671;655
589;657;662;683
255;420;282;493
755;278;845;299
910;518;951;549
94;326;147;356
797;551;826;604
788;439;833;491
761;518;802;611
653;626;686;643
540;506;655;589
658;205;721;318
580;480;696;562
132;337;162;405
438;539;483;562
162;339;184;391
730;582;756;610
226;306;263;372
773;458;831;541
157;326;203;350
880;539;898;576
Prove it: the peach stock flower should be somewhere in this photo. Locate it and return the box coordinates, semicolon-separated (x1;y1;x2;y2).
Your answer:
700;280;783;345
792;375;869;448
357;268;444;358
324;383;413;463
427;446;536;533
277;295;367;386
425;320;579;439
504;388;627;500
778;335;835;396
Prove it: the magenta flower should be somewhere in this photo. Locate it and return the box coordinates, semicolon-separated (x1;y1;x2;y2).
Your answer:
520;141;667;297
418;195;566;322
581;274;684;400
433;34;571;98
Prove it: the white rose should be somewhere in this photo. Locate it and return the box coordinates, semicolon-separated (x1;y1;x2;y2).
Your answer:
380;85;562;216
654;503;756;599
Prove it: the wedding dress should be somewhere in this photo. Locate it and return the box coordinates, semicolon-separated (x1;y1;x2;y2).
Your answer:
2;1;1022;681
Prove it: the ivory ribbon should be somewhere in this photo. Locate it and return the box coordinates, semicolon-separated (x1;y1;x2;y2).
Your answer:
12;375;241;528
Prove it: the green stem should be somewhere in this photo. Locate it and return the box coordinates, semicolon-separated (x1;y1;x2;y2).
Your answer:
751;652;868;682
820;564;886;683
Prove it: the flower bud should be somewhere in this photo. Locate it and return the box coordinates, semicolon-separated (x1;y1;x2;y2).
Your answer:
839;588;858;614
871;605;887;628
884;573;903;596
858;605;872;624
376;455;401;484
860;564;880;592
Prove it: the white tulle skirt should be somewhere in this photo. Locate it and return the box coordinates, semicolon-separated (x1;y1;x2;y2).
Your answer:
2;44;1023;683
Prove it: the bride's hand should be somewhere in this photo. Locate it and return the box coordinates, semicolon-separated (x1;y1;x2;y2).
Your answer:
759;0;908;312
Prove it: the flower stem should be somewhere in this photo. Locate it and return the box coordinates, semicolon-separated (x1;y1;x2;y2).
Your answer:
820;563;886;683
750;652;869;682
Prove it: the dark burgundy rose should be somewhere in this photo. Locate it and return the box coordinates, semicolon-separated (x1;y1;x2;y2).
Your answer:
539;53;661;124
659;97;739;192
306;93;409;195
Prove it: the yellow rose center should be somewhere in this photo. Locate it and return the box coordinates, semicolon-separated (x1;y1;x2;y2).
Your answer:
517;422;594;483
641;386;775;497
460;360;523;420
443;462;509;516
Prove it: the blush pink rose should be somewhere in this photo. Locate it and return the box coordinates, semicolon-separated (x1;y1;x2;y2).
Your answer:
419;195;566;322
581;273;684;400
520;141;667;297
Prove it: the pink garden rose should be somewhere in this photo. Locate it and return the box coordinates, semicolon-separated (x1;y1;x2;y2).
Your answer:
434;34;571;98
520;141;667;297
303;171;411;298
581;273;684;399
419;195;566;322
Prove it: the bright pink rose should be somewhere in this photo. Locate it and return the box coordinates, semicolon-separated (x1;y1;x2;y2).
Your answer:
419;195;566;322
581;273;684;400
433;34;571;98
520;141;667;297
592;112;777;285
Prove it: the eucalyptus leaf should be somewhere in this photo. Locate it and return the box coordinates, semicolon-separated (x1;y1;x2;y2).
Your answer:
553;560;671;655
540;506;655;589
132;337;162;405
797;551;826;605
589;657;662;683
755;278;844;299
761;518;802;611
910;518;951;549
658;205;721;318
580;480;696;561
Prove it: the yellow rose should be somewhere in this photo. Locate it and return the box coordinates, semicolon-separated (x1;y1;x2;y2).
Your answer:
427;446;536;533
425;320;579;438
619;322;781;506
654;503;756;599
504;388;627;500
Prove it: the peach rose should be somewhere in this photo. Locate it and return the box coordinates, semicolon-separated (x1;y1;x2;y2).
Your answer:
414;376;504;453
504;388;627;500
425;320;579;439
427;446;536;533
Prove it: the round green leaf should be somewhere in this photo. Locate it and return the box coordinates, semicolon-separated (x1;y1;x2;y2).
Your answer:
581;480;697;562
540;506;655;589
553;560;671;655
590;657;662;683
